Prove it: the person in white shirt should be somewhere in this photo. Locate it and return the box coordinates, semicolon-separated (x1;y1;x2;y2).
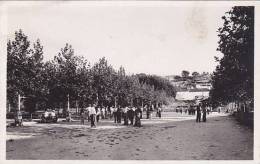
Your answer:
89;104;96;127
112;106;117;123
51;110;56;118
44;111;49;118
101;107;105;119
123;106;129;125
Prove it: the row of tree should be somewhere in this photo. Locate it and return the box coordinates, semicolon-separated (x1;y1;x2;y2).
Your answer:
210;6;254;110
7;30;176;113
173;70;210;80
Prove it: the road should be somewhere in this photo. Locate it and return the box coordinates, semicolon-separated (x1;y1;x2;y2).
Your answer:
6;112;253;160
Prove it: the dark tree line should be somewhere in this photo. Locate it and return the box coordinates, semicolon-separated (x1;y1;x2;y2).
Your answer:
7;29;176;113
210;6;254;109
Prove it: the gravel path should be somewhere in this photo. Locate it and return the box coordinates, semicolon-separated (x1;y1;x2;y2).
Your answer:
6;114;253;160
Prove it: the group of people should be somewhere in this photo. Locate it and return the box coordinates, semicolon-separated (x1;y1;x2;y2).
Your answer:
196;103;207;123
80;104;144;128
145;105;162;119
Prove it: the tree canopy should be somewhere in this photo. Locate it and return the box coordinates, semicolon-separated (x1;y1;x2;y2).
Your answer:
210;6;254;107
7;30;176;112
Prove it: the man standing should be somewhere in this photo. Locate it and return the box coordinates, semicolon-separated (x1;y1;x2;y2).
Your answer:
158;106;162;118
101;106;105;119
140;106;143;119
134;107;141;127
134;107;142;127
149;105;153;120
80;108;85;125
128;107;134;125
196;104;201;123
123;106;128;125
96;106;101;123
89;104;96;127
146;105;150;119
112;106;117;123
117;106;122;123
202;105;207;122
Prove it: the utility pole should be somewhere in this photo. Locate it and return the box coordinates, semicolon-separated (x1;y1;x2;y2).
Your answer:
67;94;70;112
18;94;20;111
115;97;117;108
76;100;78;115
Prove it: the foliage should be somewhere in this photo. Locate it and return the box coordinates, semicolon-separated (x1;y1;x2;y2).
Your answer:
181;70;190;78
210;6;254;107
7;30;176;112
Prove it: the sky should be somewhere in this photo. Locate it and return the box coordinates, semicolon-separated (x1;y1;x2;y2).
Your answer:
5;2;231;76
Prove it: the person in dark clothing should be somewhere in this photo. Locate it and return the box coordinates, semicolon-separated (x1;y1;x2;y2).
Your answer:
112;107;117;123
146;106;150;119
134;107;142;127
196;104;201;123
123;107;128;125
158;106;162;118
192;106;195;115
89;104;96;128
202;105;207;122
127;107;134;125
117;107;122;123
140;107;143;119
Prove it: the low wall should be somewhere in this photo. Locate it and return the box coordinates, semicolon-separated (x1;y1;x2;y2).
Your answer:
233;111;253;128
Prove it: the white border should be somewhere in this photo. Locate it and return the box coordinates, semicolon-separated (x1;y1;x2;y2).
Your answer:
0;1;259;164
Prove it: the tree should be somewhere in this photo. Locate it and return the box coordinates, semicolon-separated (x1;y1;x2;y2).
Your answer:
91;57;116;106
7;29;177;113
48;43;78;109
210;6;254;107
7;29;32;111
26;39;45;112
181;70;190;78
192;71;199;77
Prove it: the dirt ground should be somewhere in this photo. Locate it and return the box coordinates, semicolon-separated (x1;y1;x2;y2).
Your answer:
6;113;253;160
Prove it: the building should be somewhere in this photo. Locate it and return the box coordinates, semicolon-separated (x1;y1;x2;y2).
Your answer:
195;82;212;90
175;88;209;101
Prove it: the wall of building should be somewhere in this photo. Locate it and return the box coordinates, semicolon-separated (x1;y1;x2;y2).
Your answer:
175;91;209;101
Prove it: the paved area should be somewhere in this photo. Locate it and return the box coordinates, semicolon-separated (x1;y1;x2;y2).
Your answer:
6;113;253;160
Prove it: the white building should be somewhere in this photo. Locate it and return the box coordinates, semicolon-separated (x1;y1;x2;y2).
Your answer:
195;83;212;90
175;89;209;101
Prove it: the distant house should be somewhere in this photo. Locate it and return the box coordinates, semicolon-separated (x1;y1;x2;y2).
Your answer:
165;73;212;96
195;82;212;90
175;88;209;101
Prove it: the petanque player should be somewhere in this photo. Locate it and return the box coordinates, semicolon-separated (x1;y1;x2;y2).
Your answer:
89;104;96;127
80;108;85;125
146;105;150;119
202;105;207;122
96;106;101;123
134;107;142;127
112;106;117;123
128;107;134;125
123;106;129;125
116;106;122;123
196;104;201;123
158;106;162;118
101;106;105;119
149;106;153;120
